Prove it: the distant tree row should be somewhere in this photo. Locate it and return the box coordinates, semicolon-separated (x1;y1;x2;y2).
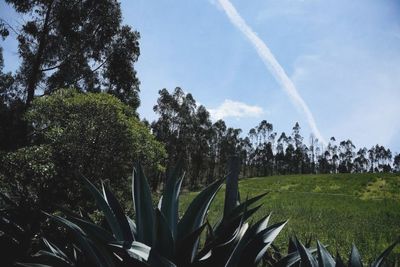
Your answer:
151;87;400;189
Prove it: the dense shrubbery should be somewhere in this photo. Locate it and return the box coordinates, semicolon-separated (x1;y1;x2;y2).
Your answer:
0;162;397;266
0;89;165;210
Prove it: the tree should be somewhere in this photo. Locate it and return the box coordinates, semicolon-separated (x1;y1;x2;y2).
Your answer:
353;148;369;173
4;0;141;109
0;47;27;151
338;140;355;173
394;153;400;173
1;89;165;209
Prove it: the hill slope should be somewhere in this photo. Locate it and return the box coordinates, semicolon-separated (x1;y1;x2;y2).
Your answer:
180;173;400;262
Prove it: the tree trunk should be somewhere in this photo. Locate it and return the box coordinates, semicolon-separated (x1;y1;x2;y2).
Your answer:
26;1;53;105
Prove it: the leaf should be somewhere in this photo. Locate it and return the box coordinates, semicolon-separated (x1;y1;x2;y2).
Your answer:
68;216;115;243
223;156;240;218
148;250;177;267
223;192;268;223
177;177;224;241
103;184;135;244
161;161;184;239
45;213;107;267
16;264;53;267
275;248;319;267
370;240;398;267
239;221;287;266
348;244;363;267
317;240;335;267
82;176;124;240
153;208;175;260
335;252;346;267
110;241;151;262
296;238;318;267
176;224;207;266
132;163;155;246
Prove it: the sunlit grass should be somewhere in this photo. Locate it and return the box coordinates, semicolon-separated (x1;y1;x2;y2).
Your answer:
180;173;400;262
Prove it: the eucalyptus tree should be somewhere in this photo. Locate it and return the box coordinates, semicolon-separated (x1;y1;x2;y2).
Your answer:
338;140;355;173
353;148;369;173
3;0;141;108
394;153;400;173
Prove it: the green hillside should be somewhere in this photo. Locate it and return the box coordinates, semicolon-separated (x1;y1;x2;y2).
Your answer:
180;173;400;262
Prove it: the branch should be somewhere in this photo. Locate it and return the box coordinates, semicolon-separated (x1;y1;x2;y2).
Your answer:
65;57;109;87
40;63;63;72
0;18;19;36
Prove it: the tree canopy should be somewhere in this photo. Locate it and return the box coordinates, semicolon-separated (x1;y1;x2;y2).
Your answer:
1;89;165;209
4;0;141;109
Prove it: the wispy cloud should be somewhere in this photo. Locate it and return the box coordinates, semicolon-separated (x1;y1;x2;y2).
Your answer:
208;99;264;121
216;0;326;144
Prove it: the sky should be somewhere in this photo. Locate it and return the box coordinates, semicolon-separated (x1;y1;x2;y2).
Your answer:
1;0;400;152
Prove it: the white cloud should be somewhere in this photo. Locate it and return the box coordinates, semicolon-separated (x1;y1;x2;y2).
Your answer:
208;100;264;121
216;0;326;144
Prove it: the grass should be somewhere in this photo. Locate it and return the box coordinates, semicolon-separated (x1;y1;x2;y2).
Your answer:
179;172;400;262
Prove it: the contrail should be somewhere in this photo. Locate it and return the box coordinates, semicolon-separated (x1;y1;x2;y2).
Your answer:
217;0;326;144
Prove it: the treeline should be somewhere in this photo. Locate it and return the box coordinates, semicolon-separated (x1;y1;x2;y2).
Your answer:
150;87;400;189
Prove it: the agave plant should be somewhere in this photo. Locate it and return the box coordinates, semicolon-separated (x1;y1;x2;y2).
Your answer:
266;237;399;267
17;160;286;267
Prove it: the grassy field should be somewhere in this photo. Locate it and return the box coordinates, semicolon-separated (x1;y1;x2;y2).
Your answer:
179;173;400;262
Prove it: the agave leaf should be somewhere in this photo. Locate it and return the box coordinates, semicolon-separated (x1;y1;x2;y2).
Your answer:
296;238;318;267
68;216;115;243
349;244;363;267
103;184;134;244
288;237;297;254
16;264;53;267
0;192;18;208
275;248;319;267
161;161;184;239
223;156;240;219
335;252;346;267
239;221;287;266
198;210;245;261
176;224;207;266
82;177;124;240
42;238;69;260
177;177;224;241
153;208;175;260
31;250;74;267
317;240;335;267
222;192;268;224
132;163;155;246
370;240;398;267
45;213;108;267
148;250;177;267
225;213;271;264
110;240;151;261
215;204;263;236
126;216;137;237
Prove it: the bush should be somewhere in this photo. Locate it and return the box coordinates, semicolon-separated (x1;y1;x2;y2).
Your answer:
0;89;166;209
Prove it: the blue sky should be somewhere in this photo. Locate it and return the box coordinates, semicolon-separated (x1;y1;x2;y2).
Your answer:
1;0;400;152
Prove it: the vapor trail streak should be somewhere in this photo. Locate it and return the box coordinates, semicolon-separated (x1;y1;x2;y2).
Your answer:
217;0;326;144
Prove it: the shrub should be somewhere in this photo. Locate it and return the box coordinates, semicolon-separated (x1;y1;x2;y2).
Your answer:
0;89;166;210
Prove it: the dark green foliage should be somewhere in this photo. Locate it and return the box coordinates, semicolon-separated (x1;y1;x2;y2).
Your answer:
0;193;43;266
0;89;165;210
3;0;141;109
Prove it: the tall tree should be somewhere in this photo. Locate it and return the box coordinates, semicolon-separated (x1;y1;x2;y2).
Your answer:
4;0;141;108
